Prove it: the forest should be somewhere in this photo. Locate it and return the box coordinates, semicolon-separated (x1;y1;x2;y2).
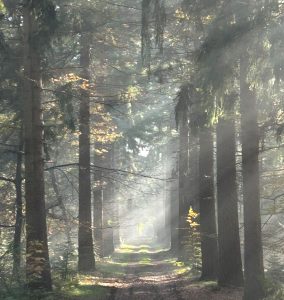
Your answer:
1;0;284;299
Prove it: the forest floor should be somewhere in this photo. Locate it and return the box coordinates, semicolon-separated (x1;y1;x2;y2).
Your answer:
61;245;243;300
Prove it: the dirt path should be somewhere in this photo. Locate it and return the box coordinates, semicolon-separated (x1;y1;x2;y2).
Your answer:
105;270;242;300
68;247;243;300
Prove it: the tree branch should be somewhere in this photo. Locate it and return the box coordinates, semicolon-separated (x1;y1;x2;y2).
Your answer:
0;176;15;183
0;224;15;228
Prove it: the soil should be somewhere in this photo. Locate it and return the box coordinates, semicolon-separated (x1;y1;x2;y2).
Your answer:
72;247;243;300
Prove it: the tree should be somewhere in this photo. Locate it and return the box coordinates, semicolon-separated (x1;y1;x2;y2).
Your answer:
23;0;56;290
195;0;267;294
176;82;218;278
102;146;115;256
198;125;218;280
12;128;23;277
240;53;265;300
78;26;95;272
177;107;190;260
93;144;104;258
216;95;243;287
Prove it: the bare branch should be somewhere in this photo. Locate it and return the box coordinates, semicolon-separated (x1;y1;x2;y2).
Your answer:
0;176;15;184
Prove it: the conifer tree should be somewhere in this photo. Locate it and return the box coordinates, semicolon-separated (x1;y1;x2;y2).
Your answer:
23;0;56;290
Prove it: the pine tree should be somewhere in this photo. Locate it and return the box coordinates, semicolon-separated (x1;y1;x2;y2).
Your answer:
23;0;56;290
78;24;95;271
216;95;243;287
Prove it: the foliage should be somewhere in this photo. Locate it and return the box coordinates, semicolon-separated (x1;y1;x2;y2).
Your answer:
264;276;284;300
27;0;58;50
185;207;201;273
2;0;284;296
0;1;5;15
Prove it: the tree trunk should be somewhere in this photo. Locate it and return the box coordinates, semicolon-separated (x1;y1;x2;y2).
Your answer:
12;128;23;277
168;136;179;255
49;165;73;279
93;166;104;258
188;136;199;212
178;112;190;260
112;143;120;248
240;56;264;300
78;30;95;272
216;116;243;287
102;148;115;256
170;180;179;255
23;1;52;290
199;127;218;280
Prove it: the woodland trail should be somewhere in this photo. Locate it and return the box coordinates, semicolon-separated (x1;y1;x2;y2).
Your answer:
66;246;243;300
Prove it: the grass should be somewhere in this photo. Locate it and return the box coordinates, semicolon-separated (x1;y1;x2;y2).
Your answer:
96;260;127;277
0;244;200;299
52;274;110;299
118;243;169;254
59;283;108;299
113;244;170;264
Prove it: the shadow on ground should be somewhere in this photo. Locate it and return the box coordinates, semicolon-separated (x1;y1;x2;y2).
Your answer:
61;245;243;300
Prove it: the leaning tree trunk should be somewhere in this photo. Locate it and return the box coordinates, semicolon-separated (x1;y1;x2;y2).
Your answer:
216;114;243;287
240;56;264;300
78;30;95;272
23;1;52;290
199;127;218;280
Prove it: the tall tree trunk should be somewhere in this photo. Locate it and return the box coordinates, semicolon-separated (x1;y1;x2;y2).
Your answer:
188;136;199;212
112;143;120;248
102;147;115;256
78;30;95;272
199;127;218;280
170;188;179;254
187;134;200;269
23;1;52;290
240;56;264;300
12;128;23;277
169;138;179;254
164;140;172;249
93;165;103;258
178;112;190;260
216;115;243;287
48;164;73;279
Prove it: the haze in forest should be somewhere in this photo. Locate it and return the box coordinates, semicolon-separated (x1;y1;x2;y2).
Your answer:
0;1;284;300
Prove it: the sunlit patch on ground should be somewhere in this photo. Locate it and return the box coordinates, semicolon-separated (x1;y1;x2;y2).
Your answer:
57;245;243;299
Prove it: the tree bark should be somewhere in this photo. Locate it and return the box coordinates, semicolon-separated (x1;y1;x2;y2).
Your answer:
112;143;120;248
93;166;104;258
102;148;115;256
216;116;243;287
169;137;179;254
178;112;190;260
240;56;264;300
188;136;199;212
170;180;179;255
49;165;73;279
199;127;218;280
12;128;23;278
23;1;52;290
78;30;95;272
